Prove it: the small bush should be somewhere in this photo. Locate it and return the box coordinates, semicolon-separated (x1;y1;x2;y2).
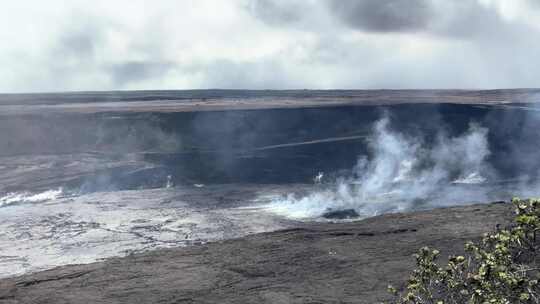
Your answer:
386;198;540;304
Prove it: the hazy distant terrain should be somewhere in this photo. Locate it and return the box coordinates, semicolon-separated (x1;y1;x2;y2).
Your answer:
1;89;540;115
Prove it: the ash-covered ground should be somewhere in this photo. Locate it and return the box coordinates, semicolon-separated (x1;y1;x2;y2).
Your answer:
1;90;540;279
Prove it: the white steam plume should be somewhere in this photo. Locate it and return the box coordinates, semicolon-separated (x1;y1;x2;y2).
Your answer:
265;115;493;219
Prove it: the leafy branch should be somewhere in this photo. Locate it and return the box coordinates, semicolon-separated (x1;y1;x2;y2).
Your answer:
385;198;540;304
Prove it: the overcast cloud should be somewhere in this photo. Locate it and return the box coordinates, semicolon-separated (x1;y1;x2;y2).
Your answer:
1;0;539;92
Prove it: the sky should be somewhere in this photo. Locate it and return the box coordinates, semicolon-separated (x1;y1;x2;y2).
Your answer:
1;0;540;92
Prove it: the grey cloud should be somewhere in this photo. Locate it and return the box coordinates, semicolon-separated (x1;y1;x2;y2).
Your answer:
245;0;305;26
429;1;514;40
22;12;179;90
324;0;527;42
2;1;540;92
194;59;297;89
327;0;432;33
53;16;109;61
58;31;98;59
108;61;176;86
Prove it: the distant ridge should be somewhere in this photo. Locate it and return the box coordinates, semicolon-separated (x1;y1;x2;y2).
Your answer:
1;89;540;106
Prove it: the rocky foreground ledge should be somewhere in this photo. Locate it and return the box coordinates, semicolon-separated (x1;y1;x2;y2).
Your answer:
0;202;513;304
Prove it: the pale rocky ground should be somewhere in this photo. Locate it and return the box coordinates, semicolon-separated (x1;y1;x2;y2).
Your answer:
0;202;513;304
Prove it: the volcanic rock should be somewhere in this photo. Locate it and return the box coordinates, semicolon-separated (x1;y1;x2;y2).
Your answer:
0;202;513;304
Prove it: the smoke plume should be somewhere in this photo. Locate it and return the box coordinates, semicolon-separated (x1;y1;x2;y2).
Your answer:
266;114;495;219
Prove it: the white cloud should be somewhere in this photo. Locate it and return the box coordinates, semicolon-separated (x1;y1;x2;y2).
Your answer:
0;0;539;92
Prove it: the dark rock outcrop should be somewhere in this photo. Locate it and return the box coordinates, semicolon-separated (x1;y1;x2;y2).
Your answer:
0;202;513;304
322;208;360;219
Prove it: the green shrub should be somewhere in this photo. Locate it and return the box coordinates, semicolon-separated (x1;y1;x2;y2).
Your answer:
386;198;540;304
